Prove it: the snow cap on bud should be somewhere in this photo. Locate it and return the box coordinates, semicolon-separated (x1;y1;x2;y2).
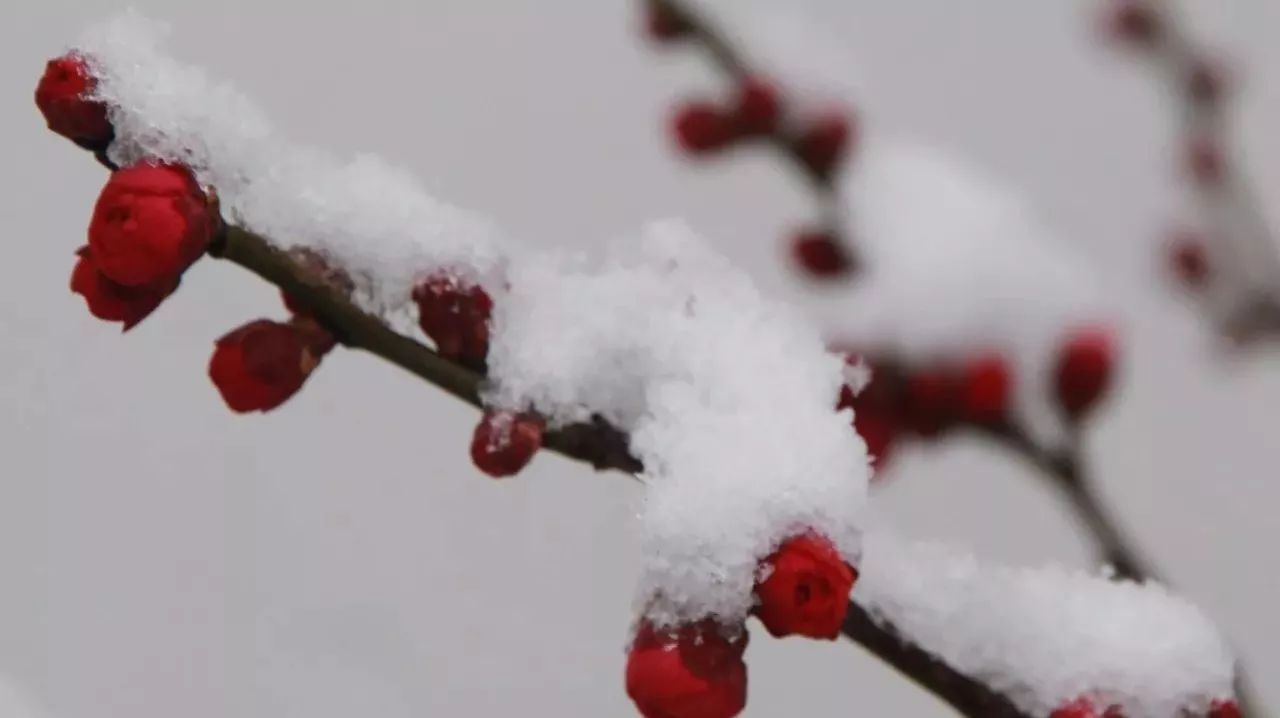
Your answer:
470;410;544;478
412;272;493;364
753;533;857;639
208;319;332;413
626;620;748;718
70;246;173;330
35;53;112;149
1053;325;1116;422
88;163;214;289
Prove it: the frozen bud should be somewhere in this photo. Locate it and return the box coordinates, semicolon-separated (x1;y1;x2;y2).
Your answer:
1053;325;1116;422
754;533;857;639
69;246;173;330
208;319;331;413
790;230;852;278
903;367;960;437
88;163;215;288
1209;699;1242;718
732;76;781;136
672;102;739;155
1106;1;1161;46
412;272;493;364
470;410;544;478
960;353;1011;424
1185;135;1226;186
35;53;112;149
793;109;854;180
1168;229;1210;289
625;620;748;718
1186;58;1228;106
644;1;693;42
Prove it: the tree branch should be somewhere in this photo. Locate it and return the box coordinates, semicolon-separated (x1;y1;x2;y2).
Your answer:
206;221;1030;718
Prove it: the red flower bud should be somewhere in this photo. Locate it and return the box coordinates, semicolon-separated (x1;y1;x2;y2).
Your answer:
35;54;112;149
854;406;898;471
732;77;781;136
1054;326;1116;422
1210;699;1242;718
70;246;172;330
208;319;330;413
753;533;857;639
1185;135;1226;186
470;410;544;478
1106;2;1161;45
412;273;493;364
904;368;961;437
791;230;852;278
1168;230;1210;288
626;620;748;718
645;2;692;42
88;163;214;289
960;354;1011;424
1187;58;1227;107
793;109;854;179
673;102;739;155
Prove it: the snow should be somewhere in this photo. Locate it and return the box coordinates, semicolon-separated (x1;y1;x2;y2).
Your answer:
485;221;869;625
854;531;1236;717
811;137;1111;446
75;12;508;337
71;13;871;628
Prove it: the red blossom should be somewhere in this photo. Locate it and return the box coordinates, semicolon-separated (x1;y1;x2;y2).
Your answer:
88;163;214;289
412;272;493;364
673;102;739;154
1054;326;1116;422
626;620;748;718
208;319;330;413
753;533;857;639
791;230;851;278
793;109;854;180
69;246;172;330
35;54;112;148
470;410;544;478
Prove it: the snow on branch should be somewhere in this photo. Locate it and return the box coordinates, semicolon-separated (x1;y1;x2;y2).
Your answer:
856;532;1237;718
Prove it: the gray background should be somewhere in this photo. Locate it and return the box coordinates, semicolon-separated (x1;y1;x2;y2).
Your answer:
2;1;1278;716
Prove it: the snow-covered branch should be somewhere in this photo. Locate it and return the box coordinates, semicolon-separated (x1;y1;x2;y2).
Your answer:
28;10;1250;718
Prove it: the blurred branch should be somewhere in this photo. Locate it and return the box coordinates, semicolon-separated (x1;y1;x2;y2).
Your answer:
645;0;858;272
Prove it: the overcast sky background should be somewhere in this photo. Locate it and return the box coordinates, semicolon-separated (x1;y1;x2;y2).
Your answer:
2;1;1278;716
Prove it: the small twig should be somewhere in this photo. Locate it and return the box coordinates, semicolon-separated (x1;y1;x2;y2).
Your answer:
648;0;858;269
